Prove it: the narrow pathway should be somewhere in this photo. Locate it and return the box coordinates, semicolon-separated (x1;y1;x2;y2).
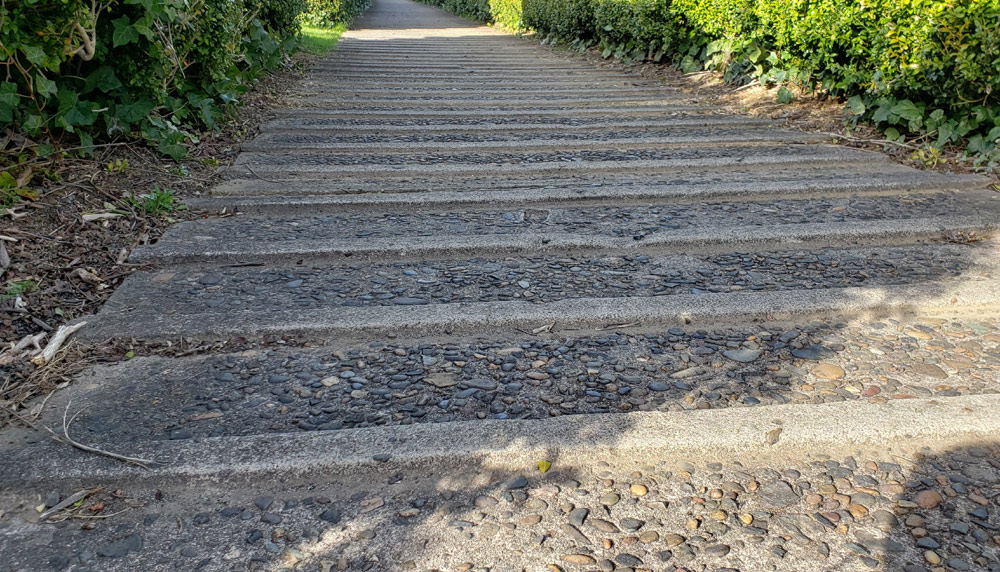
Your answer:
3;0;1000;570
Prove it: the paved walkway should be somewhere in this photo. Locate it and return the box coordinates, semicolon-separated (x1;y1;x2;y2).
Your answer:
2;0;1000;570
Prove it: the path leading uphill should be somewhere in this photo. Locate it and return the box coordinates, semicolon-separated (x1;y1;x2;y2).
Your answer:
3;0;1000;570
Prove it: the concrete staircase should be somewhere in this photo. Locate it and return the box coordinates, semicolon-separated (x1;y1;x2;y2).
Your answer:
2;0;1000;570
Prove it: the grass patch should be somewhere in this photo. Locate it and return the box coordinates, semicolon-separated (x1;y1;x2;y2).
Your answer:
300;24;348;55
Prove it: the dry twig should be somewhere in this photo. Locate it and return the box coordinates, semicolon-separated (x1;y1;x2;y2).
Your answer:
31;322;87;366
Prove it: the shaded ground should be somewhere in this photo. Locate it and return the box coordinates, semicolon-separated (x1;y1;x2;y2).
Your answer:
0;50;327;423
527;35;1000;183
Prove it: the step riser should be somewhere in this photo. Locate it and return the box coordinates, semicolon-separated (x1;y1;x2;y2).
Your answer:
226;153;884;177
5;394;998;487
291;97;696;107
270;106;713;118
240;135;823;153
129;218;995;265
260;117;778;133
297;86;676;95
81;280;1000;345
194;178;990;213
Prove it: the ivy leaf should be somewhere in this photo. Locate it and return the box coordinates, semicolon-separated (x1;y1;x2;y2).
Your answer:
116;99;156;123
890;100;922;123
84;66;123;94
20;45;47;67
77;131;95;157
884;127;901;141
777;86;794;104
157;140;188;161
0;82;18;123
112;17;140;47
22;114;45;134
34;74;57;98
846;95;866;115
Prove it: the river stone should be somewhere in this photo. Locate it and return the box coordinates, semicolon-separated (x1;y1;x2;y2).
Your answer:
561;554;596;565
723;349;761;363
759;480;800;508
913;490;943;509
424;373;460;388
97;534;143;558
811;363;845;380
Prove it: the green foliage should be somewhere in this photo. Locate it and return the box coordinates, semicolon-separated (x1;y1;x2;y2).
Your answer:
300;24;348;55
122;184;182;214
0;0;316;160
418;0;1000;160
301;0;372;26
1;280;36;302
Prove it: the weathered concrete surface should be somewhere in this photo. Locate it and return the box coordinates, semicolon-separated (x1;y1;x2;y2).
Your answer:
3;0;1000;570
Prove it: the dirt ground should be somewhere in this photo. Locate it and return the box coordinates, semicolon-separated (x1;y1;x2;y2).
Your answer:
0;53;323;425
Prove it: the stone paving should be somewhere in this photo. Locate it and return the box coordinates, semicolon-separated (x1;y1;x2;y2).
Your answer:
5;446;999;571
2;0;1000;570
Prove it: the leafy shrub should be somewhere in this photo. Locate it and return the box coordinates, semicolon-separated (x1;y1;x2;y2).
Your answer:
418;0;1000;159
301;0;372;26
0;0;363;160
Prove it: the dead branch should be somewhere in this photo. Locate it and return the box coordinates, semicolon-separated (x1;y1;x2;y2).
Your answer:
31;322;87;367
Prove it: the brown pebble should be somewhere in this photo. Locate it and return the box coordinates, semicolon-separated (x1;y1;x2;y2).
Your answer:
812;363;845;380
560;555;595;565
848;504;868;518
663;533;686;547
905;515;926;527
911;527;928;538
806;494;823;506
639;531;659;543
630;484;648;497
913;490;943;509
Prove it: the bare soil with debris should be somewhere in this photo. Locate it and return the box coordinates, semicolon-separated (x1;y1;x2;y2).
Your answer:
0;54;322;425
535;36;999;182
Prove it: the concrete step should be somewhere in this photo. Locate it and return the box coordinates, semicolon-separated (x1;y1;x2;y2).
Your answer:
293;87;680;97
158;189;1000;260
241;126;819;152
88;240;1000;342
269;104;715;118
195;171;989;213
212;162;978;196
225;146;886;177
110;232;999;311
290;95;700;108
10;312;1000;451
296;84;675;95
241;133;824;154
259;116;779;133
3;391;999;570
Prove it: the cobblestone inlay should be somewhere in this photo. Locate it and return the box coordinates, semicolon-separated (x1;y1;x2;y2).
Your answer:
161;194;986;242
265;114;754;128
251;127;799;146
8;447;998;571
66;317;1000;443
107;243;991;315
214;166;934;196
236;145;847;168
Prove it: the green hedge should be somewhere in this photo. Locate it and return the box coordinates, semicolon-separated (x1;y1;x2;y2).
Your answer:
420;0;1000;159
301;0;373;26
1;0;367;160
